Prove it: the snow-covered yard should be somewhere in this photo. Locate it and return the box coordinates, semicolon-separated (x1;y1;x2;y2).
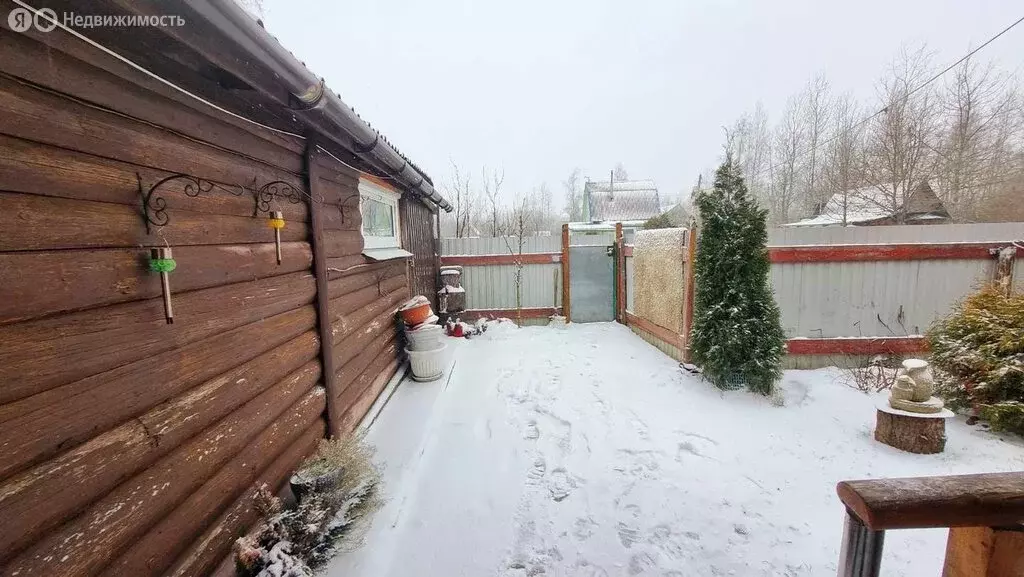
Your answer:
328;322;1024;577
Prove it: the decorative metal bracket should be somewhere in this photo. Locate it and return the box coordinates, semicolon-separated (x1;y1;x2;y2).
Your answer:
253;180;305;217
137;173;312;233
337;193;361;225
138;173;246;234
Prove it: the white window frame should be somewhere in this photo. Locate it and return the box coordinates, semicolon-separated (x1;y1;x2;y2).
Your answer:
358;178;402;249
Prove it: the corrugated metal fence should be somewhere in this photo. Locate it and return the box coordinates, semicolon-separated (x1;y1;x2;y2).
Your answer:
443;223;1023;367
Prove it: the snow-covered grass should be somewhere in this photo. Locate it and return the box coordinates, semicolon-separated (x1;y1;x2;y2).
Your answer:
328;322;1024;577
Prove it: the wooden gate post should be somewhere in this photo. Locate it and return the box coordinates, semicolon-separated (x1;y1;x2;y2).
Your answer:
615;222;625;323
561;223;571;322
682;222;697;363
994;246;1017;297
305;143;341;438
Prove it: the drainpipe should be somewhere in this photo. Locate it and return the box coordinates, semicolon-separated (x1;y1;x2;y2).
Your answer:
179;0;452;212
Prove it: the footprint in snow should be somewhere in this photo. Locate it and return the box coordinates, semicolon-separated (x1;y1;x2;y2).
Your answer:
616;521;641;548
548;467;574;502
528;457;546;481
629;551;659;575
573;516;598;541
523;420;540;440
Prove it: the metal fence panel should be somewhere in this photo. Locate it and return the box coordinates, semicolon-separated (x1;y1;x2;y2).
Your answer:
460;263;561;310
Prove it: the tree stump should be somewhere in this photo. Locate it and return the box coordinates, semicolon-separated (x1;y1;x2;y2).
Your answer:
874;404;953;454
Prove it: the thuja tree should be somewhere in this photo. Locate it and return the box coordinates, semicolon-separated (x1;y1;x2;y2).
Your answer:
690;157;786;394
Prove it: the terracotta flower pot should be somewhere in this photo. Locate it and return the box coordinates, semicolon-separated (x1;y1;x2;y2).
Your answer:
399;296;433;326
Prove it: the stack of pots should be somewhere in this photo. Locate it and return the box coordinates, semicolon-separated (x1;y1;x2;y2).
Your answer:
398;296;447;382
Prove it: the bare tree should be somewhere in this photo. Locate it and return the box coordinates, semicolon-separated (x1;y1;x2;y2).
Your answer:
481;167;505;236
562;168;583;222
500;192;538;325
769;95;806;224
801;73;832;214
935;56;1020;220
822;93;866;224
862;47;939;222
613;162;629;181
442;160;476;237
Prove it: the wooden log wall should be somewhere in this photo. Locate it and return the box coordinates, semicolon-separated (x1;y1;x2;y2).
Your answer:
401;195;441;311
0;20;412;577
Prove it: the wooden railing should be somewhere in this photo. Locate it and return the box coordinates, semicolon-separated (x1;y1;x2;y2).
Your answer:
835;472;1024;576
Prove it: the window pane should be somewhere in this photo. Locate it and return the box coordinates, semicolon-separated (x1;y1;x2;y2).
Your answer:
361;197;394;237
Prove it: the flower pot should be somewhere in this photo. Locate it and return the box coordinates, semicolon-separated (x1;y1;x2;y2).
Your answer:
399;296;433;326
405;323;444;351
405;343;448;381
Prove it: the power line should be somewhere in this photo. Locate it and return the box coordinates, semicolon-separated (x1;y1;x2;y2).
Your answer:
743;14;1024;181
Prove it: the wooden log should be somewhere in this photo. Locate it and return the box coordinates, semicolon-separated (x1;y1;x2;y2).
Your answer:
0;346;320;562
0;192;308;251
0;272;316;405
331;304;401;373
96;398;325;576
943;526;1024;577
0;242;312;325
0;20;305;160
836;472;1024;531
329;285;409;346
319;199;361;232
326;260;406;300
336;332;400;399
338;357;402;435
326;255;372;278
0;74;304;193
0;306;316;480
2;385;325;576
336;344;401;420
160;422;323;577
0;134;307;222
874;409;946;454
320;229;364;258
327;273;407;322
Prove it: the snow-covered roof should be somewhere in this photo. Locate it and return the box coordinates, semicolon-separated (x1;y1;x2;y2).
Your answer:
584;179;661;222
785;181;950;227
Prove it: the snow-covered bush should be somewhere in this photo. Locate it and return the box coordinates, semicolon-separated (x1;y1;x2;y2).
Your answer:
928;286;1024;433
235;436;383;577
690;156;786;395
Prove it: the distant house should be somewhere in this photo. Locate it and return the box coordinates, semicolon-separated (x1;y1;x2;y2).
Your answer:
659;203;691;227
582;179;661;224
786;181;951;227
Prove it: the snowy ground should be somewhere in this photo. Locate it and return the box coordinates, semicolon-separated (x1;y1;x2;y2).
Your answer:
328;322;1024;577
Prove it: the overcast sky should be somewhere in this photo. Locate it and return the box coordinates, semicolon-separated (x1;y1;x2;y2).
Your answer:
260;0;1024;206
